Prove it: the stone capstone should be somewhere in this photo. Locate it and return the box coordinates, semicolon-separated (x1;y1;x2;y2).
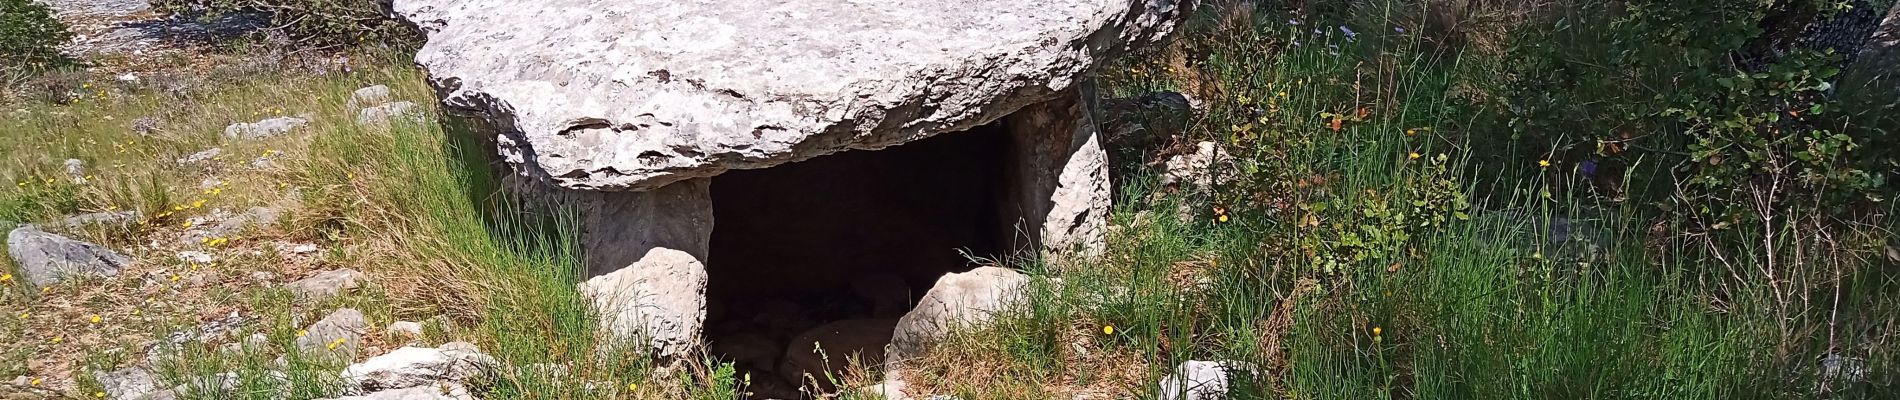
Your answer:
393;0;1194;191
7;224;133;286
884;267;1030;369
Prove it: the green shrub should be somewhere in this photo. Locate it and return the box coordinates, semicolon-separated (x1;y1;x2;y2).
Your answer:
0;0;71;73
154;0;414;48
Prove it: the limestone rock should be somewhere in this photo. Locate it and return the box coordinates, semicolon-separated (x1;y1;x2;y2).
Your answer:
779;318;898;390
884;267;1029;368
1160;142;1235;193
176;148;221;165
319;383;476;400
1157;360;1256;400
63;159;86;182
7;224;133;286
62;211;141;229
386;321;424;339
579;247;708;358
295;308;368;356
340;342;496;392
393;0;1195;191
286;269;366;301
95;366;162;400
357;101;422;125
350;85;393;109
223;116;309;140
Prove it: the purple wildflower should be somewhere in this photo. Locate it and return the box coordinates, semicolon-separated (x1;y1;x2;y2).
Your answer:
1395;26;1407;34
1340;26;1358;40
1289;19;1301;26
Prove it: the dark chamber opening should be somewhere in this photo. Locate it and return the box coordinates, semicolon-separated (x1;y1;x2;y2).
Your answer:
706;123;1011;397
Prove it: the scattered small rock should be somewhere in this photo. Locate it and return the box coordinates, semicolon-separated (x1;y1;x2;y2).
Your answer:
224;116;310;140
95;366;163;400
340;342;497;393
349;85;393;110
250;271;279;283
1157;360;1257;400
295;308;368;356
176;148;222;165
130;116;160;136
386;321;423;339
63;159;86;182
7;224;133;286
280;243;320;254
357;101;421;125
62;210;141;229
175;250;215;264
1160;141;1235;194
319;383;475;400
286;269;366;301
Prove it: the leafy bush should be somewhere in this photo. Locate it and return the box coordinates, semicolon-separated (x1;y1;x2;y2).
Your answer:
154;0;414;47
0;0;71;73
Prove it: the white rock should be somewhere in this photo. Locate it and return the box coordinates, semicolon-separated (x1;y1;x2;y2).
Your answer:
320;383;475;400
579;247;708;358
286;269;366;301
64;158;86;182
95;366;163;400
350;85;393;109
295;308;368;356
341;342;497;392
386;321;424;339
1161;141;1236;193
1157;360;1257;400
392;0;1193;191
7;224;133;286
357;101;422;125
223;116;309;140
175;250;215;264
884;267;1030;368
176;148;221;164
61;210;141;228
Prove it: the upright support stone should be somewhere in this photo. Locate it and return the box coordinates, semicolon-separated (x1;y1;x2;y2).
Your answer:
1003;90;1112;260
573;179;714;358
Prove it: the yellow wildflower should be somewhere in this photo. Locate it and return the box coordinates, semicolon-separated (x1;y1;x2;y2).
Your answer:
89;315;101;324
49;336;62;344
0;273;10;282
182;220;194;229
1102;325;1115;335
1372;326;1383;336
96;392;106;398
1408;152;1420;160
29;377;40;386
18;312;28;319
1538;159;1551;168
628;383;638;391
297;329;308;337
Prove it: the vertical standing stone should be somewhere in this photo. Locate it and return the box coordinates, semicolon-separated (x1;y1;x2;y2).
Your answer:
1003;89;1112;260
573;179;714;358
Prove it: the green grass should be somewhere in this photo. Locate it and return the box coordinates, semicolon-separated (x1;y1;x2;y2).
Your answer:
4;1;1898;399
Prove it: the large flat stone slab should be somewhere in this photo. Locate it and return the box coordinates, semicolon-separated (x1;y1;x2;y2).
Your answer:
394;0;1193;191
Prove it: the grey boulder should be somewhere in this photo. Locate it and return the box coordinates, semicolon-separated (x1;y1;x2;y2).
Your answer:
357;101;422;125
7;224;133;286
95;366;163;400
884;267;1029;369
286;268;366;302
295;308;368;356
341;342;496;393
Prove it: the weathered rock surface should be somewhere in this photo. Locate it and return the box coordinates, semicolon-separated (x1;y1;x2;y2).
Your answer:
579;247;708;358
223;116;309;140
350;85;394;109
176;148;221;165
62;211;141;229
884;267;1029;368
1157;360;1256;400
386;321;424;339
7;224;133;286
393;0;1194;191
320;384;476;400
779;318;898;389
286;269;366;301
358;101;422;125
95;366;163;400
295;308;368;356
1161;141;1235;193
341;342;496;393
64;159;86;182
